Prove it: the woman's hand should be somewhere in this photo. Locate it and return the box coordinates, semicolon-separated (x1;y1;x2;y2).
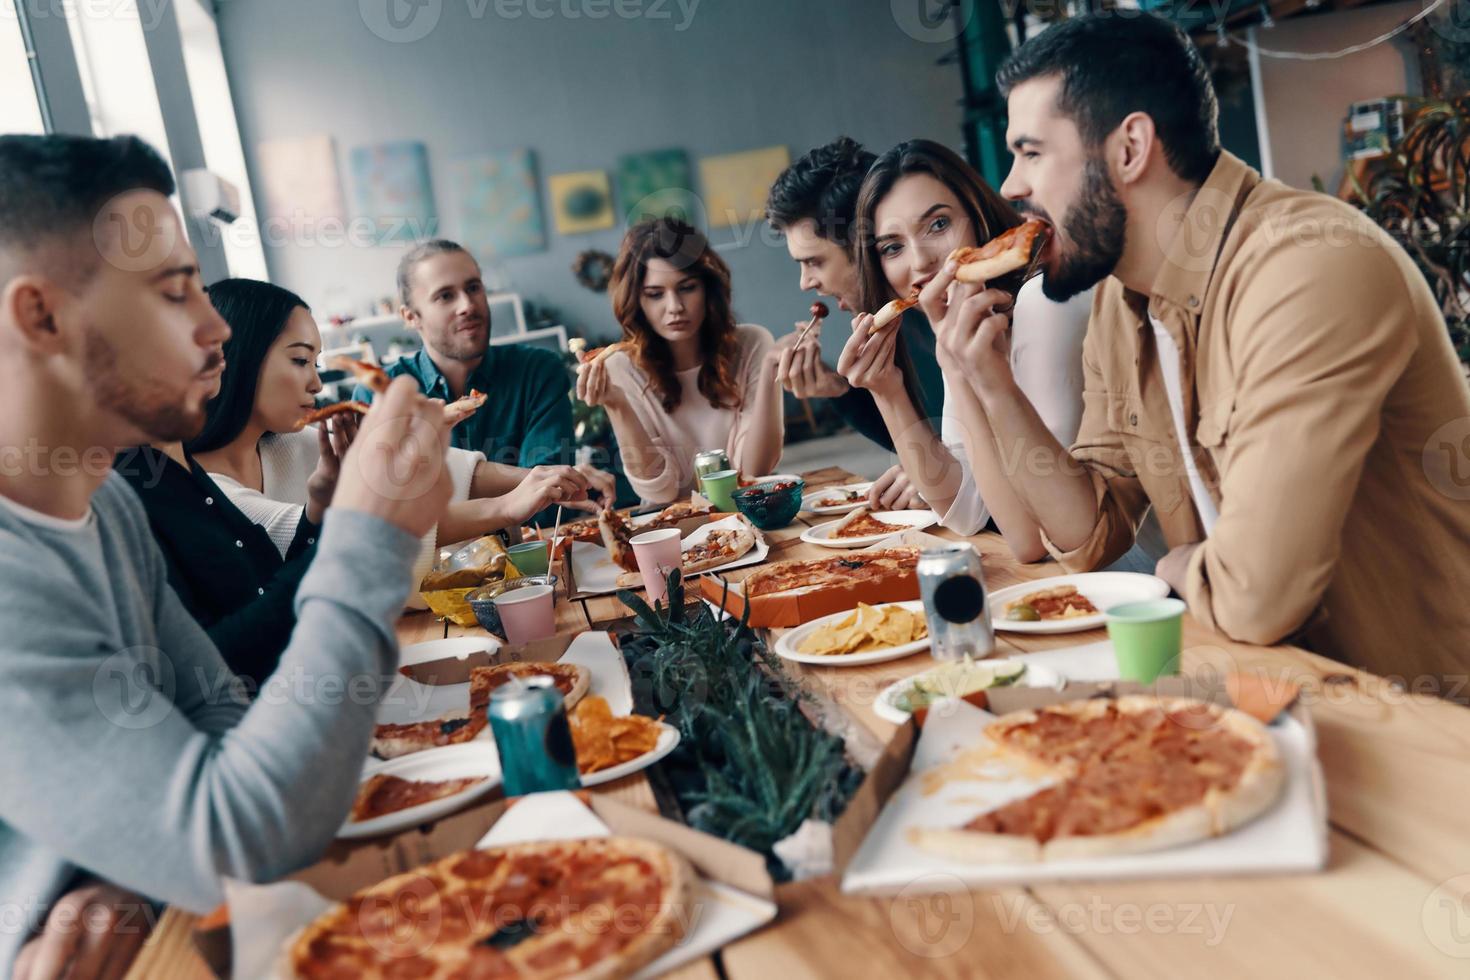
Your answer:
835;313;904;400
304;412;360;525
575;356;626;409
500;465;593;526
868;463;925;511
921;259;1016;394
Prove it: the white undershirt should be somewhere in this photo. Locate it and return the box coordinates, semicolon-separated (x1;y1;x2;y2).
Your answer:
1149;314;1219;535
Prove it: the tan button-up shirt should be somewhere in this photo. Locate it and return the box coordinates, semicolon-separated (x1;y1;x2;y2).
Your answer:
1045;151;1470;684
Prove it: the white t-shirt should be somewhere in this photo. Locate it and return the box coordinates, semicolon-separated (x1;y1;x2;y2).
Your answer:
1149;314;1219;535
209;428;483;586
934;277;1092;535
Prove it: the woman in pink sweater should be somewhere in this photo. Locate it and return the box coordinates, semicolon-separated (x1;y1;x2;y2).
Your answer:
576;218;785;503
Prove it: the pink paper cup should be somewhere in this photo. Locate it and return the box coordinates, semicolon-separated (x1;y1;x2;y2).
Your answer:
489;583;555;646
630;528;683;604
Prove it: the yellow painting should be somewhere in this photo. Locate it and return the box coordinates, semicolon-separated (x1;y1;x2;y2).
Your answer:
547;170;615;235
699;146;791;228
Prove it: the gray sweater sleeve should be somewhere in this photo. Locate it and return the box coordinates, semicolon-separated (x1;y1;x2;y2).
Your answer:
0;505;419;913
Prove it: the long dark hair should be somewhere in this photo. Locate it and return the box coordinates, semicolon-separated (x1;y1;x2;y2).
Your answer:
853;140;1022;414
186;278;310;454
608;217;742;413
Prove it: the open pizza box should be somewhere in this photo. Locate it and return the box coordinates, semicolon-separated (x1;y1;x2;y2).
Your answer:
829;664;1329;897
697;528;950;628
196;789;778;978
379;630;636;741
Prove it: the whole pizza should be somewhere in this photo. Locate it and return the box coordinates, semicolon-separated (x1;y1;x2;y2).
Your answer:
287;837;693;979
468;662;591;716
911;696;1285;861
741;548;919;599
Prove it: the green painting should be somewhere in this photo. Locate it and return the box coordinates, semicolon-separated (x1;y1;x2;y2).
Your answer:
616;148;696;225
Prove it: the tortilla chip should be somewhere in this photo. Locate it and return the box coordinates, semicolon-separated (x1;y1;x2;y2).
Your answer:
569;696;661;773
798;603;930;656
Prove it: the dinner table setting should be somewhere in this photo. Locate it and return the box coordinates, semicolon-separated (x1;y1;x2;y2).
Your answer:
123;463;1470;980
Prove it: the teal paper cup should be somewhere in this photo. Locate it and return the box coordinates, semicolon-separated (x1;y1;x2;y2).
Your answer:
506;540;550;577
700;469;739;512
1105;598;1185;683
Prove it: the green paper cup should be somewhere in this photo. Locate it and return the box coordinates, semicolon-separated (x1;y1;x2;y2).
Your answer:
1105;598;1185;683
700;468;739;512
506;540;550;577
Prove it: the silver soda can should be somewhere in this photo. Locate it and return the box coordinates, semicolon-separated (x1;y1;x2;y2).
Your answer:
693;449;731;480
917;543;995;661
486;676;581;795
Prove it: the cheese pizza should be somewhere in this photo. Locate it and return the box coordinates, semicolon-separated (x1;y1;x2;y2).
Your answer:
286;837;693;979
739;548;919;599
910;696;1285;862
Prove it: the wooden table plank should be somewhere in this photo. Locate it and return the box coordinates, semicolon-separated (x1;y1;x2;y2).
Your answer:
1027;832;1465;979
720;881;1106;980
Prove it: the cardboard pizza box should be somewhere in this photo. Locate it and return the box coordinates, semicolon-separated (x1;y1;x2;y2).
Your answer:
193;790;777;978
397;632;576;687
698;528;950;628
828;666;1329;895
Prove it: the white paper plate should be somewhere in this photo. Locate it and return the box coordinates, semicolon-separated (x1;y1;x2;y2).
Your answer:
569;516;768;595
775;601;932;666
806;482;874;514
578;722;681;787
800;509;939;548
990;572;1171;634
872;659;1064;724
341;742;501;839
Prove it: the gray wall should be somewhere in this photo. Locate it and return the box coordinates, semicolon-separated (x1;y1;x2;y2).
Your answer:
213;0;966;354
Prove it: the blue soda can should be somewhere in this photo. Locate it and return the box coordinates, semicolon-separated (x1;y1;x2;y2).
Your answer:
486;677;581;795
917;543;996;662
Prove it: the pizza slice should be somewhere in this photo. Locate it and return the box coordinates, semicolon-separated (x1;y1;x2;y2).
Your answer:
294;400;369;431
349;773;487;823
329;355;391;395
579;341;629;365
950;218;1049;284
442;388;487;426
872;288;920;331
830;506;901;540
467;662;590;715
598;505;638;572
1003;584;1099;622
614;516;758;587
371;713;486;760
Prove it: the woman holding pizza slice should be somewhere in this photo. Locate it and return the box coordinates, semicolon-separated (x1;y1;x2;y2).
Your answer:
190;280;595;583
575;217;784;504
836;139;1093;562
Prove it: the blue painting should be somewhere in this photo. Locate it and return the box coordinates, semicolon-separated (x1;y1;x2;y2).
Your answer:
349;141;436;244
451;149;547;260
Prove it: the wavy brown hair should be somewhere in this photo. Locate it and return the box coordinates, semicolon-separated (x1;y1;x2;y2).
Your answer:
609;217;742;414
853;140;1023;413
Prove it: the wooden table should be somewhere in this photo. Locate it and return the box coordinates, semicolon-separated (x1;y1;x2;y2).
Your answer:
125;465;1470;978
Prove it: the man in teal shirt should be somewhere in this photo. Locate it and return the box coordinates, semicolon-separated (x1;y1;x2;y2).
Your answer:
354;239;572;468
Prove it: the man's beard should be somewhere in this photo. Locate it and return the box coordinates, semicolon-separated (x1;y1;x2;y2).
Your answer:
85;330;209;443
429;316;489;362
1040;156;1127;303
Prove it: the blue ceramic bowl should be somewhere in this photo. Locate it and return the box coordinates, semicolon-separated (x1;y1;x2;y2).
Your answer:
731;477;805;531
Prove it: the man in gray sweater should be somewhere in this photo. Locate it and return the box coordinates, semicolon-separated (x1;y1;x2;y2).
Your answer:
0;134;453;974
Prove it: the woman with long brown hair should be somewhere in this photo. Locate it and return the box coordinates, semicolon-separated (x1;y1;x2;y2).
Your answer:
577;217;783;503
837;139;1093;561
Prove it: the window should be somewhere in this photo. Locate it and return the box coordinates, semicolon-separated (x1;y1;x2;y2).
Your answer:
174;0;268;280
64;0;171;165
0;0;45;134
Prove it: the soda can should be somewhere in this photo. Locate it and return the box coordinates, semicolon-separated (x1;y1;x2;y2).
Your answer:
917;543;996;661
486;676;581;795
693;449;732;481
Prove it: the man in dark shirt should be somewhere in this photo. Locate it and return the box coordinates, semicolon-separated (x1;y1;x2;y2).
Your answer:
354;240;617;518
765;138;942;508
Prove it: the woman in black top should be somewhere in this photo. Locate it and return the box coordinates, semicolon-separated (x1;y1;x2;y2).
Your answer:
113;445;324;687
